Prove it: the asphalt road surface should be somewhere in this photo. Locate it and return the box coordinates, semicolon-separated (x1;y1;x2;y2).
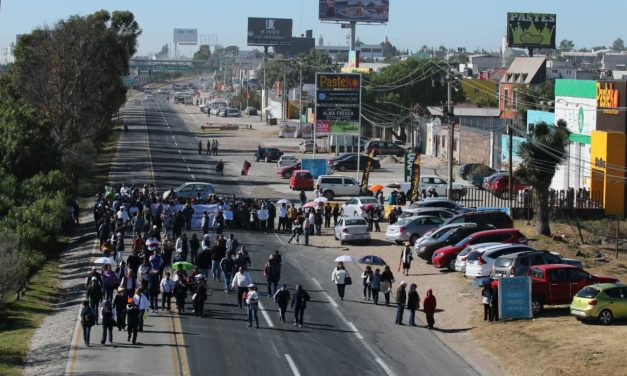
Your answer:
68;92;485;376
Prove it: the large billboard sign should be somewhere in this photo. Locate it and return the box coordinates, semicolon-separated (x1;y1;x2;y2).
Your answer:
596;80;627;133
315;73;361;134
173;28;198;45
247;18;293;46
506;12;556;49
319;0;389;23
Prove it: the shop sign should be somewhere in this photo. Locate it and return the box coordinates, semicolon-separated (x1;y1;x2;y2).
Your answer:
597;82;620;115
594;157;607;169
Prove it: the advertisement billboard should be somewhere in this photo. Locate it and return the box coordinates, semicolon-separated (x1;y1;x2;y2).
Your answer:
315;73;361;134
247;18;293;46
319;0;389;23
506;12;556;49
596;80;627;133
173;28;198;45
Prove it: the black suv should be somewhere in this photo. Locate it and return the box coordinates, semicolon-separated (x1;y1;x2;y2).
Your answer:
333;155;381;171
255;147;283;163
442;210;513;229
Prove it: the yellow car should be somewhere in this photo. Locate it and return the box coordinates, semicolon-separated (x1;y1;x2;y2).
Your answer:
570;283;627;325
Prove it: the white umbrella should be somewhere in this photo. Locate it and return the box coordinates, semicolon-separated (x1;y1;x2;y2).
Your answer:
94;257;117;265
277;199;291;205
314;197;328;203
334;255;355;263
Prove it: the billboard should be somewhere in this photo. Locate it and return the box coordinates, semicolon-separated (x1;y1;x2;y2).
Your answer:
319;0;389;23
173;28;198;45
506;12;556;49
315;73;361;134
247;18;293;46
596;80;627;133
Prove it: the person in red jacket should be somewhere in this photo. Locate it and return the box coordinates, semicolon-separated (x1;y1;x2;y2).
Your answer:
423;288;437;329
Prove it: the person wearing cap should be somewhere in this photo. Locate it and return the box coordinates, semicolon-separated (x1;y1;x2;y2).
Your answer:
395;281;408;325
245;284;260;328
407;283;420;326
126;298;140;344
113;287;128;331
273;283;291;323
231;266;253;309
85;266;103;288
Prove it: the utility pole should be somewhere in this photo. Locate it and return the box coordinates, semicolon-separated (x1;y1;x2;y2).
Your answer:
446;58;454;200
262;45;268;123
283;60;288;122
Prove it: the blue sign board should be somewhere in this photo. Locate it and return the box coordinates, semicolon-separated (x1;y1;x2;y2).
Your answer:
301;159;328;179
498;276;532;319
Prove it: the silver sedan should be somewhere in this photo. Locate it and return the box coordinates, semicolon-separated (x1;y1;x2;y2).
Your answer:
334;216;371;245
386;215;444;245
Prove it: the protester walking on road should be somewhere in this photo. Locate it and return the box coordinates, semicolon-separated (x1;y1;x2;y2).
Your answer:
273;283;291;323
407;283;420;326
189;233;200;265
193;275;209;317
395;281;407;325
370;268;381;305
196;245;212;279
198;140;202;155
400;243;413;276
160;272;175;312
331;262;350;301
231;266;253;309
423;288;437;329
220;255;235;293
133;288;149;331
291;284;310;327
380;266;395;307
174;277;187;314
225;233;239;259
86;278;103;324
287;219;301;244
80;300;96;347
113;287;128;331
299;190;306;207
100;301;116;345
264;255;281;297
245;284;260;328
126;299;140;345
361;266;373;301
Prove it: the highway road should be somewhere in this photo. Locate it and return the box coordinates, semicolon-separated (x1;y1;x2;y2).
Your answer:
67;92;486;376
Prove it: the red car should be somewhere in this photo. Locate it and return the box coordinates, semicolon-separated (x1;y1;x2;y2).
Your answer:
277;162;301;179
289;170;314;191
485;175;528;199
431;228;527;271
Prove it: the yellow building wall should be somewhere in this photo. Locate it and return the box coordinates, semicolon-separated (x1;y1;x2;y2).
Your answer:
590;131;626;216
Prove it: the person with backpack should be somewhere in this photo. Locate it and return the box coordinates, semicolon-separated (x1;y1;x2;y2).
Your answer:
245;284;260;328
80;300;96;347
86;278;103;324
113;287;128;331
220;255;235;293
100;301;116;345
290;285;310;327
273;283;291;323
126;298;140;345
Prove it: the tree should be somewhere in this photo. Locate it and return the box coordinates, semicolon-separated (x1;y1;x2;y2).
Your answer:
612;38;625;51
517;120;571;236
193;44;211;60
380;37;398;59
558;39;574;51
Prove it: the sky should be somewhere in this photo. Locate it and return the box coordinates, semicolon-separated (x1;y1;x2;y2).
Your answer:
0;0;625;57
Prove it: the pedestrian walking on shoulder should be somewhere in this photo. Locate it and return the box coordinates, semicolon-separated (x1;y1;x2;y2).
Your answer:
126;299;140;344
395;281;407;325
246;284;260;328
423;288;437;329
407;283;420;326
482;284;493;321
113;287;128;331
400;243;413;276
80;300;96;347
100;301;116;345
370;268;381;305
331;262;350;301
361;266;373;301
273;283;291;323
291;284;310;327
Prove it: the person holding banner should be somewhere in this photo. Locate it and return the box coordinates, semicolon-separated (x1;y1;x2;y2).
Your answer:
201;211;210;235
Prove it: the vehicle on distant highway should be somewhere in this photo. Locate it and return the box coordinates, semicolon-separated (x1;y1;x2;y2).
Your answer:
386;215;444;245
277;155;298;168
571;283;627;325
340;197;383;217
334;216;371;245
255;147;283;163
162;182;215;201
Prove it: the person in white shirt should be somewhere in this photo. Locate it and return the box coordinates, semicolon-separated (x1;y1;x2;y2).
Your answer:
117;207;130;224
278;204;288;232
245;284;260;328
331;261;350;301
133;288;150;331
231;267;252;309
160;272;175;312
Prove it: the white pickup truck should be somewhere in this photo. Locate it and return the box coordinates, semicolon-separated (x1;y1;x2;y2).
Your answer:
400;175;467;200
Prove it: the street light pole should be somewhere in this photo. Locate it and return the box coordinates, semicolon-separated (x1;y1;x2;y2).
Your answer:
446;58;454;200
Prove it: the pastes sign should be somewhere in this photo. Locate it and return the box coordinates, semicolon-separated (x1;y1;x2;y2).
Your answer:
315;73;361;134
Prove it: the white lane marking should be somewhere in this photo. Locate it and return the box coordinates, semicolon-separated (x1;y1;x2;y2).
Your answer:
310;277;322;290
284;354;301;376
178;150;182;155
186;167;191;172
310;277;339;308
191;174;196;181
171;135;175;140
347;322;364;339
376;358;395;376
257;300;275;328
182;157;186;162
174;142;178;146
